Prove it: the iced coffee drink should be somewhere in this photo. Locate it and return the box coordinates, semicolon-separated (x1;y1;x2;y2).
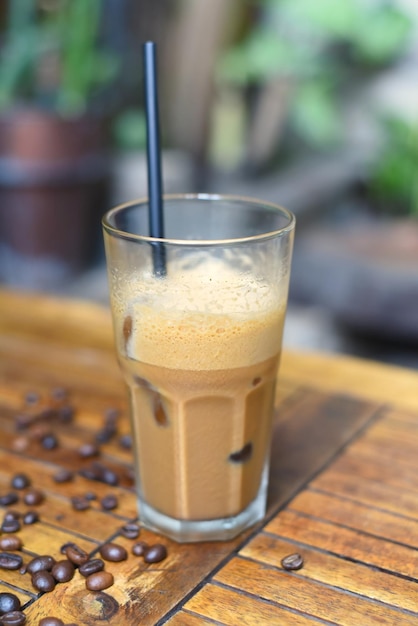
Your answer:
103;195;295;542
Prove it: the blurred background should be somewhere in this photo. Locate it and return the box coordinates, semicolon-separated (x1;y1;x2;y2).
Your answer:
0;0;418;367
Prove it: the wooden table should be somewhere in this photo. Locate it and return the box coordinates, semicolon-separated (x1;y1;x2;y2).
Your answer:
0;289;417;625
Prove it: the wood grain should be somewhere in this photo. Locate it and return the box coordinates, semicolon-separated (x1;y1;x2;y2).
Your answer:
1;290;417;625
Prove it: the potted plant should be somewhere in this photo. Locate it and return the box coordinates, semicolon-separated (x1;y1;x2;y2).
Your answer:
0;0;123;289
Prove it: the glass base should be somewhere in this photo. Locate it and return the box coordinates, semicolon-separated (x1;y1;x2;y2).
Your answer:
138;470;268;543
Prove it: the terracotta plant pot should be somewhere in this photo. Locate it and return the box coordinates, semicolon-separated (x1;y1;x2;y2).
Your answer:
0;108;110;289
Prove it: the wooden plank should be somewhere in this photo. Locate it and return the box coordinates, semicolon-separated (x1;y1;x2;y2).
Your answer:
165;611;222;625
289;489;418;547
312;470;418;520
265;510;418;578
281;350;418;412
328;447;418;494
184;582;324;626
267;390;378;511
214;557;418;626
241;533;418;613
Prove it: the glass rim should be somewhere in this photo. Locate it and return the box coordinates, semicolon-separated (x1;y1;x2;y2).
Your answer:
102;193;296;246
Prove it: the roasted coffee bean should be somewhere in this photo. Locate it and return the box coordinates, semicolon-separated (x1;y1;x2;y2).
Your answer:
85;570;114;591
59;542;75;555
0;592;21;615
99;542;127;562
51;387;67;401
1;519;21;533
0;493;19;506
71;495;91;511
120;522;140;539
131;541;148;557
31;570;56;592
39;618;64;626
118;434;132;449
144;544;167;564
0;553;23;570
23;510;39;525
1;610;26;625
0;536;22;551
53;468;74;483
41;433;59;450
25;391;40;405
281;553;304;571
65;544;89;565
51;559;75;583
3;510;20;522
57;405;74;422
26;555;56;574
10;473;30;490
84;491;97;501
95;425;116;444
78;558;104;577
229;442;253;463
100;494;118;511
78;443;100;458
23;488;44;506
102;468;119;486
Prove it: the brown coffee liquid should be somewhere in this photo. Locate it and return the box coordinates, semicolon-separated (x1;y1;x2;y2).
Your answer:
121;353;279;520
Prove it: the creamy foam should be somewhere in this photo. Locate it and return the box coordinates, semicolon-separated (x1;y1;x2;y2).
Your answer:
116;259;286;370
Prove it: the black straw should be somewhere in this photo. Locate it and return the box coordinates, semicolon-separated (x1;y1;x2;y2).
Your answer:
143;41;166;276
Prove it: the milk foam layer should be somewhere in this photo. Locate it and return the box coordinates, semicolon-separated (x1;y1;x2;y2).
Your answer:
118;259;285;370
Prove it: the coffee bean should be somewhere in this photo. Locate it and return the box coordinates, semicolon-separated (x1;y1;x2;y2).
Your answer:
85;570;114;591
84;491;97;501
99;542;127;562
51;559;75;583
3;511;20;522
23;510;39;525
78;558;104;577
0;493;19;506
1;520;21;533
131;541;148;557
95;425;116;444
229;442;253;463
101;468;119;486
0;536;22;551
10;473;30;490
118;434;132;449
53;468;74;483
65;544;89;565
57;405;74;422
144;544;167;564
0;553;23;570
41;433;59;450
51;387;68;401
26;555;56;574
100;494;118;511
39;618;64;626
25;391;40;405
120;522;140;539
281;553;304;571
78;443;100;458
23;488;44;506
57;543;73;557
0;592;21;615
71;495;90;511
1;610;26;625
31;570;56;592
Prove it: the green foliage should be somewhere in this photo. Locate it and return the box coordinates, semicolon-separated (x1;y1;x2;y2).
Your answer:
0;0;119;116
369;117;418;216
112;109;147;151
218;0;412;149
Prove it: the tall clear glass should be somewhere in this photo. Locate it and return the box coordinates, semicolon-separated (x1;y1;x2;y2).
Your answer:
102;194;295;542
